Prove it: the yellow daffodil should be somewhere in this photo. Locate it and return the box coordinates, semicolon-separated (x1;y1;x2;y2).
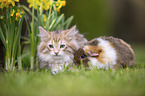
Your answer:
2;0;7;5
0;16;4;19
0;0;19;8
0;0;8;8
35;0;41;6
8;0;19;6
56;0;66;12
14;0;19;2
8;0;15;6
56;3;62;12
27;0;66;11
27;0;38;9
16;12;20;17
56;3;59;7
16;12;22;18
57;0;66;6
16;12;22;21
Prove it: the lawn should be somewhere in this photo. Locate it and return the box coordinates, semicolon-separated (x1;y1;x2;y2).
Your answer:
0;44;145;96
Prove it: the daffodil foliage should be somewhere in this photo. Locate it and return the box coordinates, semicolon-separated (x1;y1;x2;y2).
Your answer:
0;0;24;71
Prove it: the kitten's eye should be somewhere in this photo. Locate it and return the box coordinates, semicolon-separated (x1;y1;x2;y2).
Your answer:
60;45;65;48
49;45;54;48
81;55;87;59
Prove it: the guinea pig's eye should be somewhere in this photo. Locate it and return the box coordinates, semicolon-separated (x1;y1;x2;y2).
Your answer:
49;45;54;48
98;50;102;53
81;55;87;59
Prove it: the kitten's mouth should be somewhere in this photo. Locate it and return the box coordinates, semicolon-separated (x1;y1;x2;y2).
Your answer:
53;55;62;58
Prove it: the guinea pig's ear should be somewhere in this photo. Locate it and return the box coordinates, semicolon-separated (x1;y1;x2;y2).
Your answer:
65;25;78;40
85;38;99;46
87;51;99;57
38;26;50;41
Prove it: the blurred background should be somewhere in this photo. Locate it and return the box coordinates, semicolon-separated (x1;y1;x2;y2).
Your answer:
61;0;145;43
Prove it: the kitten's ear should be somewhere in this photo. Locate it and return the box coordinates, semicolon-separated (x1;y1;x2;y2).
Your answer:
38;26;50;41
38;26;50;38
65;25;78;37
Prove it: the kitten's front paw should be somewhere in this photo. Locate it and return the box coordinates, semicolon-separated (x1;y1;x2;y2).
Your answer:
52;71;57;75
51;68;63;75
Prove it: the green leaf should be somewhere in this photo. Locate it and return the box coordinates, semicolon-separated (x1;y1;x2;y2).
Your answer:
24;15;31;35
49;19;56;31
53;14;64;30
63;16;74;29
0;26;6;48
45;14;52;30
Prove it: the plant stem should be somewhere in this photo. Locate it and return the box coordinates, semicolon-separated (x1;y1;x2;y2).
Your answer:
18;43;22;71
6;36;11;70
31;56;34;70
30;0;35;70
18;57;22;71
7;58;10;70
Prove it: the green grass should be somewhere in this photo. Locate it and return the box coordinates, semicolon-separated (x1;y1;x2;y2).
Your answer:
0;45;145;96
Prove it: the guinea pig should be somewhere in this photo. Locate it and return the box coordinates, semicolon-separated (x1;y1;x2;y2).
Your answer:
74;36;135;69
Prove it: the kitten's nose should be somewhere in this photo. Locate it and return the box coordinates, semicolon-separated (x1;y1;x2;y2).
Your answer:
55;52;59;55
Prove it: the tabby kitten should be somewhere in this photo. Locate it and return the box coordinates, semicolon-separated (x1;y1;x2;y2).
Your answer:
37;25;87;74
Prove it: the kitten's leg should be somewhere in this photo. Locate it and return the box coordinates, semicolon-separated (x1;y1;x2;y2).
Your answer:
39;61;49;69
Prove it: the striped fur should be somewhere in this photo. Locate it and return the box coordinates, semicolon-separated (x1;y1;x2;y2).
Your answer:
37;25;87;73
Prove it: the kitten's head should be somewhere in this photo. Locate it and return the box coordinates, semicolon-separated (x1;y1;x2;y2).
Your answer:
38;25;78;59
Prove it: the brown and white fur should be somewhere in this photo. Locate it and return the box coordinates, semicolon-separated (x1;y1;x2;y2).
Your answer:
37;25;87;74
74;36;135;69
